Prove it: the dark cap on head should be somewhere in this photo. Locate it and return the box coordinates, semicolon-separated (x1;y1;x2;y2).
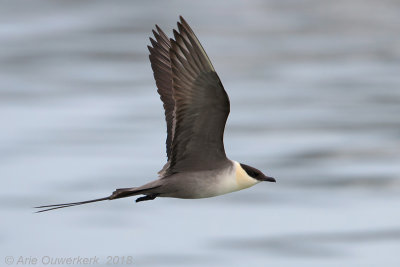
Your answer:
240;163;276;182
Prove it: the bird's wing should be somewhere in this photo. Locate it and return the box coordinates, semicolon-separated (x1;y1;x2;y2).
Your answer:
148;25;175;161
165;16;230;175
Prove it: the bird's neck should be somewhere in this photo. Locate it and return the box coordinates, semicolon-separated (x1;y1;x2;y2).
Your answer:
232;161;260;189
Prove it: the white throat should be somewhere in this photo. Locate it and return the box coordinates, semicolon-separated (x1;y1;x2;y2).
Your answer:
233;161;260;190
210;161;259;197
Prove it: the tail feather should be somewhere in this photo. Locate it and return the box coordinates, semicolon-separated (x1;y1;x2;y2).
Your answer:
34;196;110;213
34;185;162;213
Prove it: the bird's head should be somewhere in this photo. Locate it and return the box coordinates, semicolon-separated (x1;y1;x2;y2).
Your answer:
239;163;276;182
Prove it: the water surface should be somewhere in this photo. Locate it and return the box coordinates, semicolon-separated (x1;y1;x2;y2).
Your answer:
1;0;400;266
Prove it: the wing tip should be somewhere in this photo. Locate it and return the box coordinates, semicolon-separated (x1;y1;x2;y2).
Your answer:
155;24;162;33
179;15;186;24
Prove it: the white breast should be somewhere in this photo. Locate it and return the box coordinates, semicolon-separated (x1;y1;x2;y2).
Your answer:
212;161;259;196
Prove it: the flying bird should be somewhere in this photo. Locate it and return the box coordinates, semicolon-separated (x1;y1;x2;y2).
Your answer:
35;16;276;213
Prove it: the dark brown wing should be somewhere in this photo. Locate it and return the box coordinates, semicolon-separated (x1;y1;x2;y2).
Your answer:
165;16;230;175
148;26;174;160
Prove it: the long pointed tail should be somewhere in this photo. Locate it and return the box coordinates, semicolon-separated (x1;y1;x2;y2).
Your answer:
34;185;161;213
34;196;111;213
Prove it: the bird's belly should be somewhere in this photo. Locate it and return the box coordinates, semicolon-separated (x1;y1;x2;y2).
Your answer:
159;161;259;199
174;169;258;199
209;171;259;197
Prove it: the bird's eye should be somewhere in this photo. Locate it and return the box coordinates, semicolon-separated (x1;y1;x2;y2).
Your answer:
240;163;260;179
250;170;258;178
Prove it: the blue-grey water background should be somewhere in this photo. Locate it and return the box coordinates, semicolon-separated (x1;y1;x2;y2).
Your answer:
1;0;400;266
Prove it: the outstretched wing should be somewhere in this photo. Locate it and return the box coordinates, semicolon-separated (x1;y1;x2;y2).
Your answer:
148;25;175;161
166;16;230;175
